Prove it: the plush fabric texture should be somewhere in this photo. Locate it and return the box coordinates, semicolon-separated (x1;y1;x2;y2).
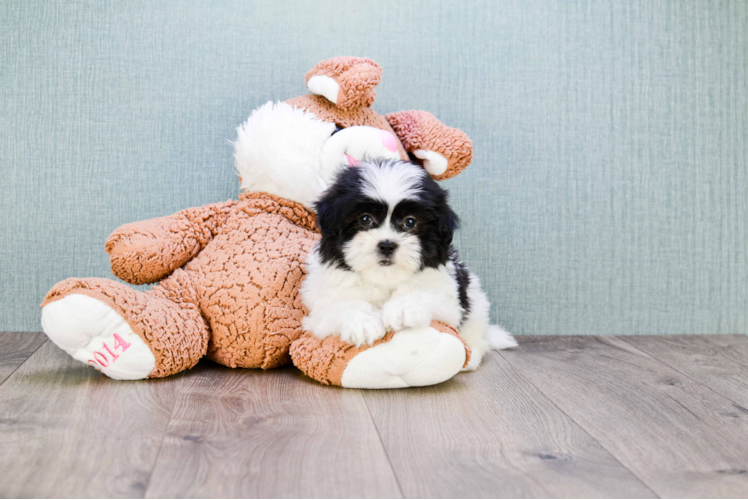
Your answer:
188;192;319;369
432;320;472;366
106;200;240;285
290;57;475;180
41;293;158;380
41;270;209;378
284;97;472;181
45;192;321;376
290;321;471;386
285;95;410;161
386;110;473;180
234;102;336;208
305;57;382;110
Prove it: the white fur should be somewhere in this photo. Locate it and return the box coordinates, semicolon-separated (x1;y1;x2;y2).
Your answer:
487;324;518;350
41;294;155;380
233;101;335;208
234;104;406;209
342;225;422;288
302;248;463;347
359;158;423;211
456;271;518;370
304;248;516;364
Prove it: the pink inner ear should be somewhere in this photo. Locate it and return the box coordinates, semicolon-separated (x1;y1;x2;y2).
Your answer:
345;153;360;166
379;130;398;153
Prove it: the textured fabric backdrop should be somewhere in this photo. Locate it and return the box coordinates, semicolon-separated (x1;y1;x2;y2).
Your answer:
2;1;746;334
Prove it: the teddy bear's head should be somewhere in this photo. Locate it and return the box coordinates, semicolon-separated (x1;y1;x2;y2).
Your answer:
234;57;473;208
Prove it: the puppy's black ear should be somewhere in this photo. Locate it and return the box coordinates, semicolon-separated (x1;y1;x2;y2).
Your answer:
419;199;460;268
314;195;340;237
436;202;460;244
314;166;362;236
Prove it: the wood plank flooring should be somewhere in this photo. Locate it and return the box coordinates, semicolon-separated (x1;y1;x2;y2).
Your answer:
0;331;45;384
0;341;179;498
501;336;748;498
146;365;400;498
361;354;654;498
1;332;747;498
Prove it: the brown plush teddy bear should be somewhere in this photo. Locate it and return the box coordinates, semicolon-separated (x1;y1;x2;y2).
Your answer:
40;57;476;388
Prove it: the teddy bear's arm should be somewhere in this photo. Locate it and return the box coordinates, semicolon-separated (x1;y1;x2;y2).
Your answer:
386;110;473;180
305;57;382;110
105;200;239;285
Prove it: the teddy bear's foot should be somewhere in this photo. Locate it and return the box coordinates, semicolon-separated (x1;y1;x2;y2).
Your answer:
290;321;470;389
340;326;467;389
41;271;210;380
42;294;156;380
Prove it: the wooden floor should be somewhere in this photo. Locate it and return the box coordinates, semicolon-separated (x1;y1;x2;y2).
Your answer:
1;333;747;498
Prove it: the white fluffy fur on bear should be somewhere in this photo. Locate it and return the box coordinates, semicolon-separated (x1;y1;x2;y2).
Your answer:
234;101;336;208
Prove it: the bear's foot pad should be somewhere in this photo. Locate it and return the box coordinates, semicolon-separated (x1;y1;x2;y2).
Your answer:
340;326;467;389
41;294;155;380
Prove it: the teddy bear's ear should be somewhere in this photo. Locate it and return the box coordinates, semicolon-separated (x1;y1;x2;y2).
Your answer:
386;110;474;180
305;57;382;110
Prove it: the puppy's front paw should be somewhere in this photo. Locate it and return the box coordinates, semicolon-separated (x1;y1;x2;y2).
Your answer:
340;310;386;347
382;296;433;332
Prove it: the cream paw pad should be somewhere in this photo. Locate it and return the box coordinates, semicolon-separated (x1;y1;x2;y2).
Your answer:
291;321;470;389
41;294;155;380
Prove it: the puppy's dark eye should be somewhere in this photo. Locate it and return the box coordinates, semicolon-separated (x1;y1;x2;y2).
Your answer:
403;216;417;230
359;214;374;228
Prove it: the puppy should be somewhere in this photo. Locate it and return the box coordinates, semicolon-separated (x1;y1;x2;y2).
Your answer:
301;158;517;370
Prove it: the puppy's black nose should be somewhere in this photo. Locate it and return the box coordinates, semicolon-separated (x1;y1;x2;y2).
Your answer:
377;240;398;256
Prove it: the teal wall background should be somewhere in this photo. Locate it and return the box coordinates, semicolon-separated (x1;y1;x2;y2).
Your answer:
2;1;746;334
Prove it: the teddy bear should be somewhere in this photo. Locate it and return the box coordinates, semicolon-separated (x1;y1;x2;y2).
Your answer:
40;57;475;389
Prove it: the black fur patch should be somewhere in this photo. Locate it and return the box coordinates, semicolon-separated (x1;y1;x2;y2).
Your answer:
449;247;472;319
398;171;460;270
315;166;388;270
314;158;460;272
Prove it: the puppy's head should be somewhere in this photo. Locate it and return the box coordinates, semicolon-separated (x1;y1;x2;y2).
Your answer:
315;159;459;283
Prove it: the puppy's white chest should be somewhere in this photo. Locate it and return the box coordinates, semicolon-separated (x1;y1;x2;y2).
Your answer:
359;283;397;308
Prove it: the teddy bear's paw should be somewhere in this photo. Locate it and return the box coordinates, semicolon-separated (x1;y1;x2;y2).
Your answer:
381;296;433;332
41;294;155;380
340;326;467;389
413;150;449;177
339;309;387;347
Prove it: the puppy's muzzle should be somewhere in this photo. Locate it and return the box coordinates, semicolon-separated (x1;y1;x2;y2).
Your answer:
377;240;398;262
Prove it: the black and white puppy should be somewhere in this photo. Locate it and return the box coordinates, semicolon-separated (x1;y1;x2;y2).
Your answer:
301;158;516;370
